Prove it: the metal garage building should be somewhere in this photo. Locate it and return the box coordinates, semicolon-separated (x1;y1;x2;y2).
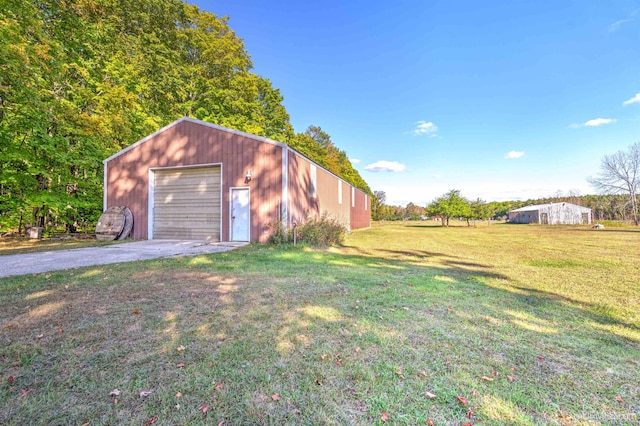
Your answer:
508;202;592;225
103;118;370;243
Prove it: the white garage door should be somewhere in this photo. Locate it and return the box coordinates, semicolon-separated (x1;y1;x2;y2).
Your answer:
152;166;221;240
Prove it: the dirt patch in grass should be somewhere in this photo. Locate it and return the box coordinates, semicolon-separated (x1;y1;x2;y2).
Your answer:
1;224;639;425
0;235;122;256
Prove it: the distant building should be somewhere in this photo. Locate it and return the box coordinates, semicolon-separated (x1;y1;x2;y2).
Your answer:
508;202;592;225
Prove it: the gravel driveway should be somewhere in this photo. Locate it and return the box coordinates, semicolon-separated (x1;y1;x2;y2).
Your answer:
0;240;247;278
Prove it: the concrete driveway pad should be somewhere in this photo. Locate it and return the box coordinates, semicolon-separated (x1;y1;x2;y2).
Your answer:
0;240;248;278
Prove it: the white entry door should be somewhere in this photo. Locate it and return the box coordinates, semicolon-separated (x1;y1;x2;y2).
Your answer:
231;188;250;241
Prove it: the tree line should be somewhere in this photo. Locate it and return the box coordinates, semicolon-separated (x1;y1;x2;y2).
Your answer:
0;0;369;235
372;142;640;225
371;190;638;224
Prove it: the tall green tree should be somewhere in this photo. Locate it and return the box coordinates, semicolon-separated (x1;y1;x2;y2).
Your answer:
370;191;386;220
1;0;372;234
427;189;471;227
470;198;492;226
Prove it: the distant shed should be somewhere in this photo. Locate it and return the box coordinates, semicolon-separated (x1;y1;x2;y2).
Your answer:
508;202;592;225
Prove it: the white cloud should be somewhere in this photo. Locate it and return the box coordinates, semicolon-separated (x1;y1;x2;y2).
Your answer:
608;10;636;32
413;120;438;136
349;158;361;164
609;17;634;32
584;118;616;127
365;160;406;172
432;173;442;179
623;93;640;106
504;150;525;159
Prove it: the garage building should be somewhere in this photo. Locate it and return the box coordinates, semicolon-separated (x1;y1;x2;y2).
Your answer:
508;202;592;225
103;118;370;242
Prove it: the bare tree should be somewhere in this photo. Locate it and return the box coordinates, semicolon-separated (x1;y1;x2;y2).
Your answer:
588;142;640;225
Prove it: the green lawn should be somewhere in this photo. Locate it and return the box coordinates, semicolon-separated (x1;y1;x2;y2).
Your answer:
1;222;638;425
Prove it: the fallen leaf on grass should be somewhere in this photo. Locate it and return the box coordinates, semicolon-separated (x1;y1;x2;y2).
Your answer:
395;370;405;379
558;410;571;420
472;389;477;396
214;383;223;391
538;355;545;360
615;395;624;403
467;408;474;418
381;412;389;422
139;390;153;398
175;391;182;398
626;359;637;365
8;376;15;383
481;376;494;382
109;389;121;396
456;396;468;405
176;362;185;368
315;378;323;386
507;375;515;382
36;334;44;339
132;309;141;315
271;393;280;401
177;345;185;351
492;370;499;376
447;306;452;311
144;416;158;425
425;391;436;399
419;370;428;377
20;389;31;398
427;419;434;426
200;404;209;413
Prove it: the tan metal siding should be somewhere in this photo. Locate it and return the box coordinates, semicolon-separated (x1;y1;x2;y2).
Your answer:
316;167;350;228
286;151;369;231
153;167;221;240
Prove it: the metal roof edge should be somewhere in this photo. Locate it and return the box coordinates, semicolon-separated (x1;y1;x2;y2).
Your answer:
283;147;369;197
103;117;189;164
103;117;369;196
509;202;592;212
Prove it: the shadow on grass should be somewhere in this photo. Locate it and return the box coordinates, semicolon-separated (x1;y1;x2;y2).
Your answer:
0;245;638;425
511;285;640;335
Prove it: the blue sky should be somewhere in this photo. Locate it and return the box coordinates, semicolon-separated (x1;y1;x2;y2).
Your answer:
199;0;640;205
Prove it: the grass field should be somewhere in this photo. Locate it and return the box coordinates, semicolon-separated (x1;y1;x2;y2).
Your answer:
1;222;638;425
